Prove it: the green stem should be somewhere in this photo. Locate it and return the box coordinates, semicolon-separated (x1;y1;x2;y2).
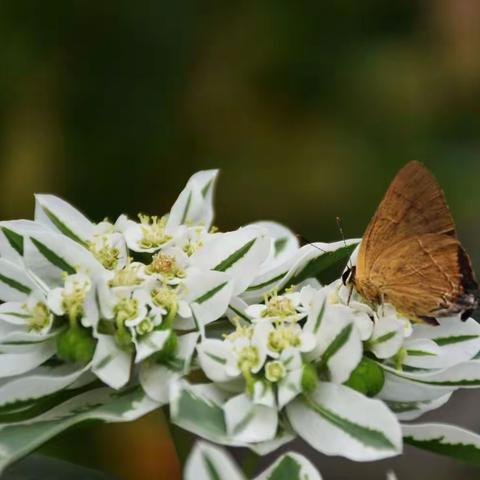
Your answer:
242;449;259;478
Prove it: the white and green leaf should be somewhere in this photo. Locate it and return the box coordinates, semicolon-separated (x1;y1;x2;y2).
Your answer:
404;317;480;369
0;386;159;474
255;451;322;480
243;240;359;302
167;170;219;229
287;383;402;461
184;270;234;329
190;226;271;295
34;194;95;246
0;341;56;378
402;423;480;465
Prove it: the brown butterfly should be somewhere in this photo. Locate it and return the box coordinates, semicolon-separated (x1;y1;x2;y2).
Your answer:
348;160;478;323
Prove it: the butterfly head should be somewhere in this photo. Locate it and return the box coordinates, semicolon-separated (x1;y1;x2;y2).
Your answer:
342;265;356;287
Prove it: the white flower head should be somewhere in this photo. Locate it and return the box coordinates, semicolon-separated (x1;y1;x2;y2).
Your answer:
47;273;97;328
246;291;307;323
121;214;180;253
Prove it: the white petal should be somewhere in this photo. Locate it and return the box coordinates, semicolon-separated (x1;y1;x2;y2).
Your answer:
278;368;303;409
197;339;236;383
224;393;278;443
190;226;270;295
139;363;178;404
184;441;244;480
369;316;405;359
253;381;276;408
184;270;234;328
92;334;131;389
0;259;39;302
306;304;362;384
134;330;171;363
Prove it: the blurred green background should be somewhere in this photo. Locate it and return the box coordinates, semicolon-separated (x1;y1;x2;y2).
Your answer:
1;1;480;478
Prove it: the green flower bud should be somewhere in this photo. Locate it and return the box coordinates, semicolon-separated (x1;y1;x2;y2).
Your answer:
57;325;96;364
301;363;318;394
344;357;385;397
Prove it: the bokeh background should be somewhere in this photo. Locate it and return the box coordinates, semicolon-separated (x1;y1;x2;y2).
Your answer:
1;0;480;478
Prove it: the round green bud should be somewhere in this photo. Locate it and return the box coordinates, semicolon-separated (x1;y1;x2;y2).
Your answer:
301;363;318;394
344;357;385;397
57;325;96;364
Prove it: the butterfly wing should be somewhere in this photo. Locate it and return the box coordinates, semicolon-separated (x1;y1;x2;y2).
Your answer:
368;233;477;319
355;161;477;318
356;161;455;280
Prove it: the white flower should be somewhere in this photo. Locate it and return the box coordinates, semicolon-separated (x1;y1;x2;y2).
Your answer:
246;291;306;323
47;273;98;328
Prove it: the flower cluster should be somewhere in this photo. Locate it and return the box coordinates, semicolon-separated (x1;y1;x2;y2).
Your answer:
1;170;480;473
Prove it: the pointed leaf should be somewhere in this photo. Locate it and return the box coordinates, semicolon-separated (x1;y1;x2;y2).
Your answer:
402;423;480;465
287;383;402;461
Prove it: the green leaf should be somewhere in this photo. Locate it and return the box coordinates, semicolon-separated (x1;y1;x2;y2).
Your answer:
30;238;76;275
214;239;256;272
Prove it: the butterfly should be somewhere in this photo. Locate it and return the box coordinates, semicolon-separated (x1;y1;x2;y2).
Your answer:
347;161;478;323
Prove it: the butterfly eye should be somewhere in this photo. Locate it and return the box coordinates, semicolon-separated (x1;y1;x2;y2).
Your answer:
342;266;356;286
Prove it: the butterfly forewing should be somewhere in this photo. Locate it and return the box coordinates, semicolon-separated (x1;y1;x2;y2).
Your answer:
355;161;478;320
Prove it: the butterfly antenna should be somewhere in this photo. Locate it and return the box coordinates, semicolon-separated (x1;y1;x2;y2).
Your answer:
336;216;353;269
295;234;327;254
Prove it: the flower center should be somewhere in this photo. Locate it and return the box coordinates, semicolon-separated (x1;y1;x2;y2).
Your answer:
27;302;52;332
237;345;260;373
146;253;185;279
136;317;154;336
151;285;177;310
109;261;142;287
113;297;138;325
262;294;296;318
267;325;300;353
138;214;171;249
62;280;89;323
88;236;120;270
265;360;286;382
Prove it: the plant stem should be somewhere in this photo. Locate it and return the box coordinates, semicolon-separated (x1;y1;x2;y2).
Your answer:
242;449;259;478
